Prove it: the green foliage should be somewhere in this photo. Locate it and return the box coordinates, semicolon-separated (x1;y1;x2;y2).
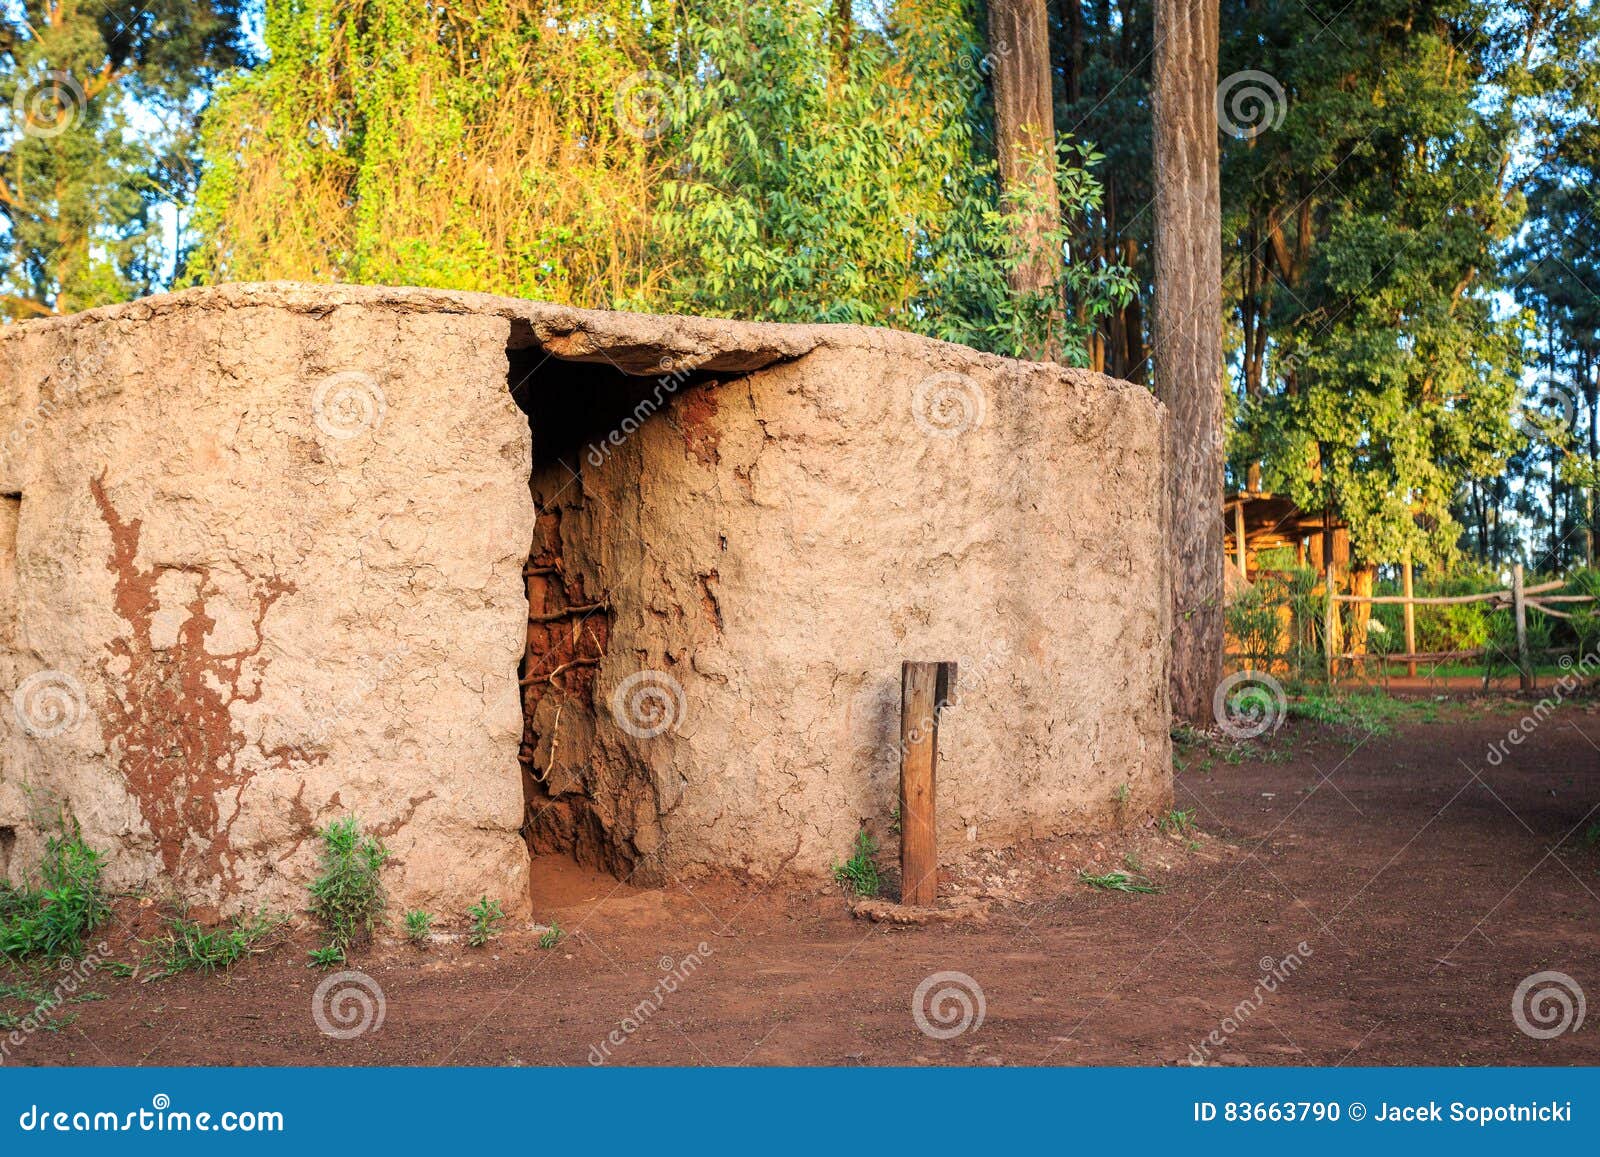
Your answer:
1226;564;1319;676
0;819;110;961
0;2;254;317
1156;808;1197;836
403;909;433;947
1218;0;1571;567
467;896;505;947
191;0;1131;359
831;828;881;898
307;816;389;952
655;0;1132;359
188;0;660;305
538;920;562;950
143;909;283;978
306;944;345;968
1287;691;1421;736
1077;870;1161;894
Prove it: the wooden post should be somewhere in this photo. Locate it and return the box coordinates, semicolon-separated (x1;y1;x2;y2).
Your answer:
1323;561;1338;685
1512;563;1532;692
1233;501;1248;581
900;661;955;907
1402;555;1417;678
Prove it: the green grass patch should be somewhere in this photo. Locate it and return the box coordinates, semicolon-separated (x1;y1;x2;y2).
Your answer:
1078;870;1162;894
1157;807;1198;836
1287;690;1418;735
831;828;881;898
142;909;283;978
0;819;110;961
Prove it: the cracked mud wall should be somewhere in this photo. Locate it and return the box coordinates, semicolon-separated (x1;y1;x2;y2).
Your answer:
528;332;1172;884
0;288;532;916
0;283;1169;909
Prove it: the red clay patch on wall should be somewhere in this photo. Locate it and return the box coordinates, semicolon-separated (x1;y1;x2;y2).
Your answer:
675;385;721;467
91;473;322;893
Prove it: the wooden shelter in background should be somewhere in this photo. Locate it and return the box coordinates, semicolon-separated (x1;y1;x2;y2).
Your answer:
1222;490;1347;582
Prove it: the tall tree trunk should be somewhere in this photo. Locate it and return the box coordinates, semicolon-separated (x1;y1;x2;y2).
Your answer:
1586;364;1597;568
1152;0;1224;722
1347;565;1375;655
988;0;1063;302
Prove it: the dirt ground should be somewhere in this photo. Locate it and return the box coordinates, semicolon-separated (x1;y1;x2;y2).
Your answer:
10;696;1600;1067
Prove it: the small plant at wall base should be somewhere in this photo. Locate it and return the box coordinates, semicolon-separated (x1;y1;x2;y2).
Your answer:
307;816;389;960
538;920;562;950
0;817;110;961
306;945;345;968
832;828;881;898
143;909;284;978
404;909;433;947
467;897;504;947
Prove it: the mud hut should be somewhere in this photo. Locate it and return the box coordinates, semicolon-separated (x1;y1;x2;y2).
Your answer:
0;284;1170;916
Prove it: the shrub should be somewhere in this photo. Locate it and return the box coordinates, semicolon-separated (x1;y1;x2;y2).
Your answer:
0;819;109;961
308;817;388;953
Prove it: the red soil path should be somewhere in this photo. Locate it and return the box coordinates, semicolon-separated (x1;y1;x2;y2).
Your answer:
12;699;1600;1066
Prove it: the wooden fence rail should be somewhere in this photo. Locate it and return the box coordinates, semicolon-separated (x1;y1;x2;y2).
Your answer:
1317;562;1594;691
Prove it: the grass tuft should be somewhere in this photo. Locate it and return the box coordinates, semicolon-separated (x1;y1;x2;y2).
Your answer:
144;909;283;978
831;828;881;898
1078;870;1162;894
